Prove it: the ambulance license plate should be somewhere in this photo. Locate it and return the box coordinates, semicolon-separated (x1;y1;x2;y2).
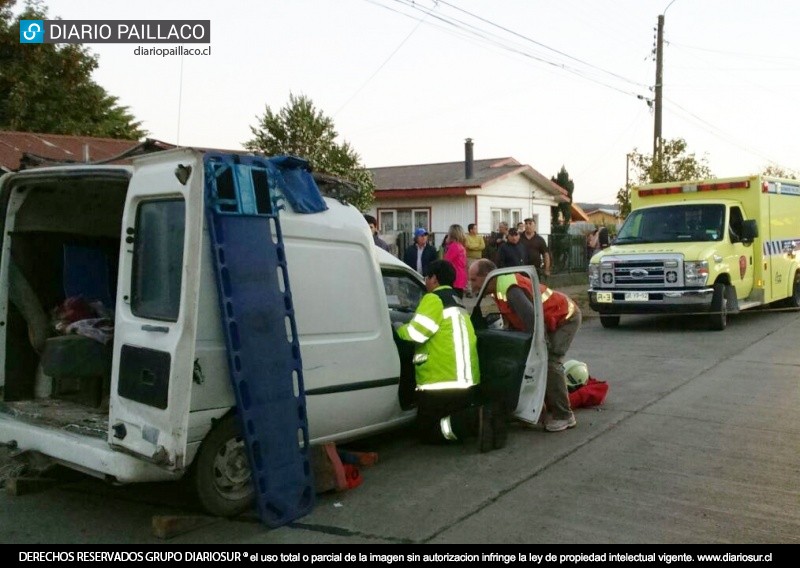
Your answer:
596;292;612;303
624;292;649;301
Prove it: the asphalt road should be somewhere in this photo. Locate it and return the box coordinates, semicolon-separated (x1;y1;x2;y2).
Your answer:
2;306;799;544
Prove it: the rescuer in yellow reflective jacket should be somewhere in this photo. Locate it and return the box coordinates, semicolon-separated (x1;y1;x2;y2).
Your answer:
396;259;482;445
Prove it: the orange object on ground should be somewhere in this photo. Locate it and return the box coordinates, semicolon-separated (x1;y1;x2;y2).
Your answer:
343;464;363;489
338;450;378;467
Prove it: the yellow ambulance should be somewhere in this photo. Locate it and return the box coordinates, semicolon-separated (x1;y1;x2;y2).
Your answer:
588;175;800;330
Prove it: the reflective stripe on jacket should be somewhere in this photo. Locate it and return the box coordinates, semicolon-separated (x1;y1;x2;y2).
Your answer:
396;286;480;390
495;273;575;333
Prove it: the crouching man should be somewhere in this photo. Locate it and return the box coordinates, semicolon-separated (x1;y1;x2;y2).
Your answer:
468;259;581;432
395;260;490;447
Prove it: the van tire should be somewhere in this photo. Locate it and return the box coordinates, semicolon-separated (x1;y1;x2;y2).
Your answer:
193;415;254;517
599;315;620;328
709;283;728;331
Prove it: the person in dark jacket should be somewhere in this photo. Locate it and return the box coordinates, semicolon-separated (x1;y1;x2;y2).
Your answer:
598;226;611;249
364;214;390;251
520;218;550;280
403;228;437;275
496;228;529;268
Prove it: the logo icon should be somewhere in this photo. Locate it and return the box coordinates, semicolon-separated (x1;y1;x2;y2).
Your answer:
20;20;44;43
630;268;649;279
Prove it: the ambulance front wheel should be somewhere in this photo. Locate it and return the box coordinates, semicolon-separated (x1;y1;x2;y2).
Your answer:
708;283;728;331
599;315;620;328
193;414;254;517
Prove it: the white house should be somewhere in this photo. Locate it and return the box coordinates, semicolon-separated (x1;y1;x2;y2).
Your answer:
366;139;568;240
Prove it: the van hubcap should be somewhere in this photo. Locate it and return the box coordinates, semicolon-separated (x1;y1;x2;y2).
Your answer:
212;437;252;500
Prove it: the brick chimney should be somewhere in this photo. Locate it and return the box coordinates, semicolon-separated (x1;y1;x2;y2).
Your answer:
464;138;474;179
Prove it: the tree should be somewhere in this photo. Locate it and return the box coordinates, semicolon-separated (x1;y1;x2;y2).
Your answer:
0;0;144;139
245;93;375;211
548;166;575;272
617;138;712;218
762;164;797;179
550;165;574;228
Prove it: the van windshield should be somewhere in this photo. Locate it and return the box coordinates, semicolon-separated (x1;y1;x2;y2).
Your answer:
615;204;725;244
382;270;425;313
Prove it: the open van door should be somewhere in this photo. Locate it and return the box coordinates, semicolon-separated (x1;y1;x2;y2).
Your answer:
470;266;548;425
108;149;204;470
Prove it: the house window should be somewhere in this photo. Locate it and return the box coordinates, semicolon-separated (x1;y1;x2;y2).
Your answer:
491;208;522;229
379;211;396;232
377;208;430;233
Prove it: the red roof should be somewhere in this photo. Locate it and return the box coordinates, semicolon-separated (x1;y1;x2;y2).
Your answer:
369;158;569;202
0;130;174;171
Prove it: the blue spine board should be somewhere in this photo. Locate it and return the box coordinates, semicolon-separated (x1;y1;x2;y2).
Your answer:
203;152;315;527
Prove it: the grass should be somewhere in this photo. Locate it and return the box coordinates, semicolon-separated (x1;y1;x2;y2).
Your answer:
547;272;592;314
555;284;590;315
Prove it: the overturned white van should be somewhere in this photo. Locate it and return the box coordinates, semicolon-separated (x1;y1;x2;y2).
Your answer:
0;148;546;524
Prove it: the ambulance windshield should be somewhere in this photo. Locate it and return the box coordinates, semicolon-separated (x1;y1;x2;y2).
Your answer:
616;204;725;244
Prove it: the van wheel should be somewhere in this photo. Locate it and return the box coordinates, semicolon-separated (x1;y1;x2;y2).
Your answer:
193;415;254;517
599;315;620;328
709;283;728;331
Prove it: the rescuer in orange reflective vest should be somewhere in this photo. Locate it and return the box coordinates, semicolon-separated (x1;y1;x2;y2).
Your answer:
468;259;582;432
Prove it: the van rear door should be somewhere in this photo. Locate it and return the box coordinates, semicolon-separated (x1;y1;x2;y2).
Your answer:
108;149;204;471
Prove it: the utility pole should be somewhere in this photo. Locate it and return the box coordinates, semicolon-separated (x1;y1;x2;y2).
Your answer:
626;153;631;188
653;14;664;161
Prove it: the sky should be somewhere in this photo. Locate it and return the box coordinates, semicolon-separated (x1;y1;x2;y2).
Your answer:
20;0;800;203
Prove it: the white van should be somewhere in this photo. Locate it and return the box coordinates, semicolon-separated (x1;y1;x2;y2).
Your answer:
0;148;545;524
0;148;428;518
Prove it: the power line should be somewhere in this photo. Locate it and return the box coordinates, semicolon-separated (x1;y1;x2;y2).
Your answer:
335;1;431;116
364;1;797;173
435;0;648;89
394;0;648;94
575;106;648;183
668;40;800;63
663;97;800;171
369;0;651;102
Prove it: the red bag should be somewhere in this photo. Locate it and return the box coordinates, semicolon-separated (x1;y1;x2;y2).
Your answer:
343;464;363;490
568;377;608;409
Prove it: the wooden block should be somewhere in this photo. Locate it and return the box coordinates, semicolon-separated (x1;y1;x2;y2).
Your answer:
152;515;218;539
5;476;59;496
310;443;347;494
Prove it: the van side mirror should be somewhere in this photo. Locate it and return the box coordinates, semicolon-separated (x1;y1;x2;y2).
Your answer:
741;219;758;243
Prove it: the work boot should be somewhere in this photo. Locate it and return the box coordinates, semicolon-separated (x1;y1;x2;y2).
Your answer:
477;405;494;453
